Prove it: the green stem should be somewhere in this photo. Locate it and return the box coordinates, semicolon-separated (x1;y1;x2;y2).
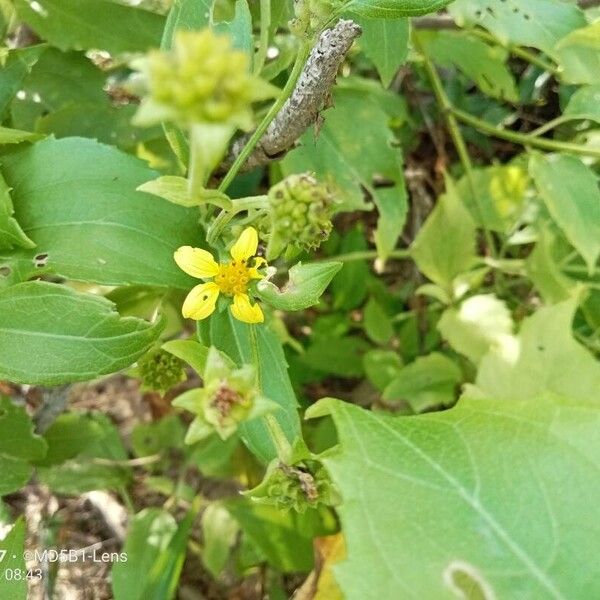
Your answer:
451;106;600;159
469;28;559;75
218;42;310;193
413;33;497;257
207;195;268;246
322;249;411;263
254;0;271;75
530;115;572;137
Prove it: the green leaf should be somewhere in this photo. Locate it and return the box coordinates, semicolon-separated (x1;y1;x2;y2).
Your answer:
0;397;47;495
475;298;600;402
36;412;104;467
529;153;600;273
563;84;600;124
0;137;202;289
556;22;600;85
419;31;518;102
410;178;477;292
363;349;403;391
213;0;253;55
0;520;27;600
449;0;586;58
224;499;330;572
382;352;461;412
0;45;45;119
0;169;34;252
201;312;301;464
14;0;165;54
344;0;453;18
363;297;393;344
302;336;370;378
0;127;42;145
356;16;409;87
256;262;342;311
282;88;407;259
438;295;514;365
201;503;239;577
309;396;600;599
0;281;163;385
162;339;208;375
112;508;178;600
331;228;370;310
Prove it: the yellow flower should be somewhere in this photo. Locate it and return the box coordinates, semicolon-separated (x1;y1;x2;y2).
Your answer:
174;227;266;324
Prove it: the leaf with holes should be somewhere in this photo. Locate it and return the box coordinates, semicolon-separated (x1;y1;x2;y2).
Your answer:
307;396;600;599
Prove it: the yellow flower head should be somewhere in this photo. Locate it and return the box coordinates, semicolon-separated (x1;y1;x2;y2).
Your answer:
174;227;266;324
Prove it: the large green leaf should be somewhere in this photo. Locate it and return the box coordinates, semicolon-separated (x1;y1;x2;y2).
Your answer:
344;0;452;18
529;153;600;273
356;16;409;87
474;298;600;402
14;0;165;54
308;396;600;599
282;88;407;260
0;397;47;495
0;137;201;289
200;311;301;464
419;31;518;102
449;0;586;58
0;281;163;385
556;22;600;85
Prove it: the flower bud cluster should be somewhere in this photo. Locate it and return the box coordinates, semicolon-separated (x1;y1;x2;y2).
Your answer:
137;348;185;394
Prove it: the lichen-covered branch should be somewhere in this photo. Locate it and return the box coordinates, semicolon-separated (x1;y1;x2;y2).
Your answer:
224;19;362;172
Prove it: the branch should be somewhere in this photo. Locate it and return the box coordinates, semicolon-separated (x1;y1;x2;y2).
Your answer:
224;19;362;172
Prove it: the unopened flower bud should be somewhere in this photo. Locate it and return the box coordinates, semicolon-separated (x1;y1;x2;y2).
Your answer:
267;173;336;259
137;348;185;394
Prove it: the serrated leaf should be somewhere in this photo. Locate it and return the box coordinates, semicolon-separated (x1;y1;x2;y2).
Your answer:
356;16;409;87
0;137;202;289
308;396;600;599
449;0;586;58
14;0;165;54
475;298;600;402
282;88;407;260
438;295;514;365
256;262;342;311
410;178;477;292
0;281;163;385
529;153;600;273
0;397;47;495
345;0;452;18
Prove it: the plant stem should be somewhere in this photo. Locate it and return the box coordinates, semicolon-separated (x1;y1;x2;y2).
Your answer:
469;28;559;75
413;33;497;257
218;43;310;193
530;115;572;137
323;249;411;263
451;106;600;158
207;195;268;246
254;0;271;75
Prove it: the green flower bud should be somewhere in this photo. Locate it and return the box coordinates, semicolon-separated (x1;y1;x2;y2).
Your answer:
267;173;336;260
247;458;339;513
290;0;342;37
489;165;528;219
172;347;278;443
133;29;277;128
137;348;186;394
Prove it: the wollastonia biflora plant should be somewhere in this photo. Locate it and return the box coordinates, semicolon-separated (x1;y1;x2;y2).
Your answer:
1;0;600;597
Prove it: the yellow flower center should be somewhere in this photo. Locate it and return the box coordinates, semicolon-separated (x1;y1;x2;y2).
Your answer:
214;260;251;296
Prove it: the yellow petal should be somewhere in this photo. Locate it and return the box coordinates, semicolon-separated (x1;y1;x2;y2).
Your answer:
174;246;219;279
230;227;258;262
231;293;264;324
182;282;219;320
